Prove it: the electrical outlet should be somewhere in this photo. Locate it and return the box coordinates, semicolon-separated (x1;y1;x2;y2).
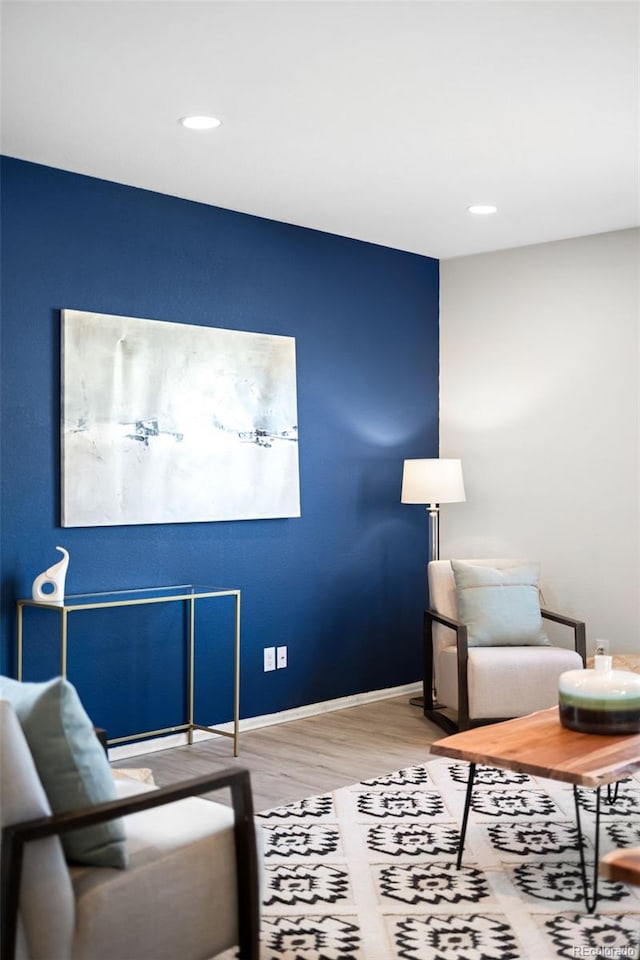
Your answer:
264;647;276;672
277;645;287;669
593;638;610;657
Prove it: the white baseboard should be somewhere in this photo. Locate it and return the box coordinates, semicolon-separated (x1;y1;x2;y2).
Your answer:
108;681;422;762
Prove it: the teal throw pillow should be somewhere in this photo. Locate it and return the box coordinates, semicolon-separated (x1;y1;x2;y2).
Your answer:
451;560;550;648
0;675;127;868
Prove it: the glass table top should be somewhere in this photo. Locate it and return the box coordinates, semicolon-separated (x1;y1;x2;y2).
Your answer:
18;584;239;608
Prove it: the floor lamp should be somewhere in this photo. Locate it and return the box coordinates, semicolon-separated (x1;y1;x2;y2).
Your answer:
401;458;466;561
401;458;466;706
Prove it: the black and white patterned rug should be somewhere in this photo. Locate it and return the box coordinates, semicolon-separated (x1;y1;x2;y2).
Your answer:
238;758;640;960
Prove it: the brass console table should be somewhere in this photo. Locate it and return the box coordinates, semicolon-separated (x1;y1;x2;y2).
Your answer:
16;584;241;755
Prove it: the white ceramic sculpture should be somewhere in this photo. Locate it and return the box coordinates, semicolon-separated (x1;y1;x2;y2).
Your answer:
31;546;70;605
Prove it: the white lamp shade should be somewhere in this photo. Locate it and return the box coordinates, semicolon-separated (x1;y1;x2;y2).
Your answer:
401;458;466;505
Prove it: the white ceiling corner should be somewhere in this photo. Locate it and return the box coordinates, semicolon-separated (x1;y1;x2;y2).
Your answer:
1;0;638;259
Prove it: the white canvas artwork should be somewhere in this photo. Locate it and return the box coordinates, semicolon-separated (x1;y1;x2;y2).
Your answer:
61;310;301;526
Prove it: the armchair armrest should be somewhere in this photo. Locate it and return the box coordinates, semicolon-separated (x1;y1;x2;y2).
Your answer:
541;608;586;663
1;768;260;960
425;609;464;632
423;609;470;727
93;726;108;754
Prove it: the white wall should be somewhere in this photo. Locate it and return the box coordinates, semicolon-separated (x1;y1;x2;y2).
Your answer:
439;228;639;654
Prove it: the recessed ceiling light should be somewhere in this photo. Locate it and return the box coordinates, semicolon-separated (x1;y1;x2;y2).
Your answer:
468;204;497;216
179;115;221;131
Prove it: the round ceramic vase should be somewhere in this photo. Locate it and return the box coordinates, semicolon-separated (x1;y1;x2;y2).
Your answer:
558;656;640;735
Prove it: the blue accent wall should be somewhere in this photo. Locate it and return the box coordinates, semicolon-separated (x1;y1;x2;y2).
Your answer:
1;156;439;738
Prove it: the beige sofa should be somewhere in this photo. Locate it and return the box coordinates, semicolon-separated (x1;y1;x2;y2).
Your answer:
0;698;260;960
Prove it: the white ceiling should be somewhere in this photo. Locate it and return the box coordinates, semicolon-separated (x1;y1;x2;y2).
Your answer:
2;0;638;259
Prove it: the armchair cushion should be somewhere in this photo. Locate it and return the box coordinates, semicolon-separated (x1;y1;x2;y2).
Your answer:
69;779;240;960
437;644;583;718
451;559;550;647
0;676;126;868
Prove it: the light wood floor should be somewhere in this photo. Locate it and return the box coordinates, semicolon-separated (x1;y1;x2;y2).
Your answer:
111;696;445;811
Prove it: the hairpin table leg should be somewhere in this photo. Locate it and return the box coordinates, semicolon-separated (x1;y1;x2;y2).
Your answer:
456;762;476;870
573;784;601;914
606;780;620;805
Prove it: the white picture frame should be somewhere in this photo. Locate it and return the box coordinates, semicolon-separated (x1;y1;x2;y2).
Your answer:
61;310;300;526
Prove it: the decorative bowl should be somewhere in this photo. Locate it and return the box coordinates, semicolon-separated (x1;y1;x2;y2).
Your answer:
558;656;640;735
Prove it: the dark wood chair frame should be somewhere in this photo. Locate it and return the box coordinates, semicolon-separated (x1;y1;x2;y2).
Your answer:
1;767;260;960
423;607;587;734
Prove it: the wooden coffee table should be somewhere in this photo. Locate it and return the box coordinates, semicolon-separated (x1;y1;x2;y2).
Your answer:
600;846;640;886
430;706;640;913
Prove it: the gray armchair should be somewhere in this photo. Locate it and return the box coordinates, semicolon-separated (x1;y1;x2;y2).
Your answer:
423;559;586;733
0;698;260;960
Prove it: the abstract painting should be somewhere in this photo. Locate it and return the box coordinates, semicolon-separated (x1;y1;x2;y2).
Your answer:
61;310;300;526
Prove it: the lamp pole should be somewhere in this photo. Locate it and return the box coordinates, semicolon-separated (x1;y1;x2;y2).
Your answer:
427;504;439;561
